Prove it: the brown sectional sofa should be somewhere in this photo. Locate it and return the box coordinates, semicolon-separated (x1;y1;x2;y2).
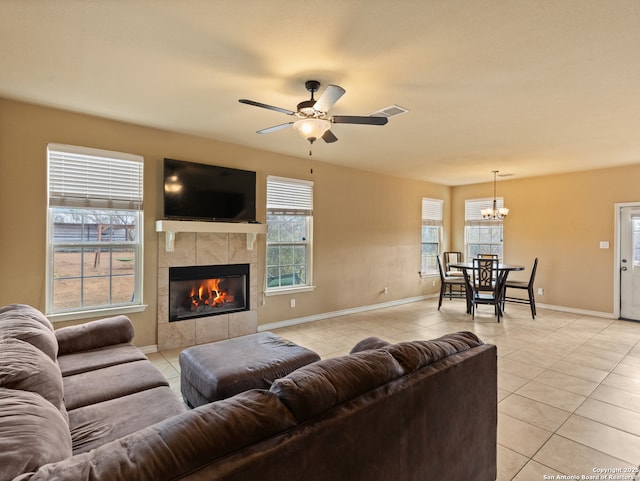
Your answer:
0;304;497;481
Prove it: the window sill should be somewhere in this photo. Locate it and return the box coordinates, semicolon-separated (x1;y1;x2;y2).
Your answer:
48;304;147;322
420;273;438;278
264;285;316;296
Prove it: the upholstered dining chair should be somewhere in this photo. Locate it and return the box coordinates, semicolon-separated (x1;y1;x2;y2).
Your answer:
463;258;504;322
437;255;466;310
503;258;538;319
442;251;463;277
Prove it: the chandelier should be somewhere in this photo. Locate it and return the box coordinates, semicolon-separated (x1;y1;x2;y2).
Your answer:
481;170;509;220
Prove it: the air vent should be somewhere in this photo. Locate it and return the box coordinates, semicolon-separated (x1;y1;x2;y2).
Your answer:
370;104;409;118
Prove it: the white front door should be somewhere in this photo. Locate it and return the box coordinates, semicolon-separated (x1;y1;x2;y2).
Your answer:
619;205;640;321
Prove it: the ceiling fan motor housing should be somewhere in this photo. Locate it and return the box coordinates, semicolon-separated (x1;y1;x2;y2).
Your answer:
299;80;322;116
297;99;318;116
305;80;321;93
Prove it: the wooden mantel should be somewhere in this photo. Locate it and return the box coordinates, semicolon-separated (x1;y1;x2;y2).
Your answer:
155;220;267;252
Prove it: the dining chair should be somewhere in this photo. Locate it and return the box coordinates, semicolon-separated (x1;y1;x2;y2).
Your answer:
477;253;499;281
442;251;463;277
470;256;498;288
503;258;538;319
463;258;505;322
436;255;466;310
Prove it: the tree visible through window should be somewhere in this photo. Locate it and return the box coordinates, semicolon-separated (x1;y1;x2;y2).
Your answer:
47;144;143;315
266;176;313;291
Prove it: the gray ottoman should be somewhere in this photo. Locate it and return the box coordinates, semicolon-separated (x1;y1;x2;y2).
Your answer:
179;331;320;407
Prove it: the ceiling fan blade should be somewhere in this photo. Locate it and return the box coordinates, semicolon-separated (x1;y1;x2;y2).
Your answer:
313;85;346;112
256;122;293;134
332;115;388;125
322;130;338;143
239;99;295;116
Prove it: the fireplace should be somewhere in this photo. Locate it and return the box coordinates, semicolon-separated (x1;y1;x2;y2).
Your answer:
169;264;249;322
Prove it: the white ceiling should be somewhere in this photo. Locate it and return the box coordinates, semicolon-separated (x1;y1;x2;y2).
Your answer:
1;0;639;185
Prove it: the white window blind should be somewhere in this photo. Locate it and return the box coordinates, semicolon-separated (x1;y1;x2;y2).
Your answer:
422;198;443;225
48;144;143;210
465;198;504;225
267;176;313;215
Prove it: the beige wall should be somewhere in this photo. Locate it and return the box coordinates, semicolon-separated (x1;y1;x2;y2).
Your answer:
4;97;637;345
451;166;640;314
0;98;446;346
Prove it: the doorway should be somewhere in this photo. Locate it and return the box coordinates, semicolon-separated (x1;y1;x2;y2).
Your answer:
615;203;640;321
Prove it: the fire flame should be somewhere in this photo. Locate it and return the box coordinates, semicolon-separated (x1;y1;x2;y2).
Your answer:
188;278;234;311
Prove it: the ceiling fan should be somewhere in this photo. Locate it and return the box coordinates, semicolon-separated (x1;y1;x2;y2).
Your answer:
239;80;388;145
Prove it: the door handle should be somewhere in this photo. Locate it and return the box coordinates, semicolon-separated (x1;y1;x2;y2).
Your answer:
621;266;628;271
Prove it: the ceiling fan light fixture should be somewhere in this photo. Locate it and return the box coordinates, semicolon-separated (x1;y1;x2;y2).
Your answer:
293;118;331;144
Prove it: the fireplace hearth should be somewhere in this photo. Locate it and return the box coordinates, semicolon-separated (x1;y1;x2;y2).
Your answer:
169;264;249;322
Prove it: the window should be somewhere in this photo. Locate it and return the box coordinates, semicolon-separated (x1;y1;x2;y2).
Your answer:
633;215;640;267
47;144;144;317
465;198;504;259
266;176;313;293
421;198;443;276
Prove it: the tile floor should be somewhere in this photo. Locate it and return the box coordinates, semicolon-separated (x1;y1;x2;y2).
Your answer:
148;298;640;481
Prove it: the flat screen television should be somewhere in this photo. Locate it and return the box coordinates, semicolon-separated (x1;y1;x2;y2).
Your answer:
163;158;256;222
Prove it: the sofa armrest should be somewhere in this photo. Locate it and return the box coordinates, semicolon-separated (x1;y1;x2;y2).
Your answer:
55;316;135;355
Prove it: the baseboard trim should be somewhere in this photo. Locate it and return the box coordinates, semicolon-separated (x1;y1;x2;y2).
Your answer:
258;296;616;332
259;295;431;331
535;302;614;319
139;344;158;354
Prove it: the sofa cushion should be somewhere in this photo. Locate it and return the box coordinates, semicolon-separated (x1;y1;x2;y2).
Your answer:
383;331;484;373
56;315;135;355
17;390;296;481
0;388;72;481
0;303;54;330
63;359;170;410
58;343;148;377
0;339;67;419
68;386;187;454
270;349;404;422
0;304;58;360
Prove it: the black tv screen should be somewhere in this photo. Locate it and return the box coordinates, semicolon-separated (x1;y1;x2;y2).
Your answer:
163;158;256;222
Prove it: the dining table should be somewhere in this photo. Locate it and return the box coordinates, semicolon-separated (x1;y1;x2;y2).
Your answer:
448;261;525;315
449;262;525;274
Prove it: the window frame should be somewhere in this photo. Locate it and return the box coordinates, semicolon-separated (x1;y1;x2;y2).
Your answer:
46;144;145;320
464;197;504;259
421;198;443;277
265;176;315;295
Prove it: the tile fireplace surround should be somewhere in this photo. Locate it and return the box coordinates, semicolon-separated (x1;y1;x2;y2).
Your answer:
157;232;258;351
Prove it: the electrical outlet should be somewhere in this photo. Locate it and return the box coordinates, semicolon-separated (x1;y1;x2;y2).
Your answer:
383;287;388;294
537;288;544;295
432;280;436;287
290;299;296;308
